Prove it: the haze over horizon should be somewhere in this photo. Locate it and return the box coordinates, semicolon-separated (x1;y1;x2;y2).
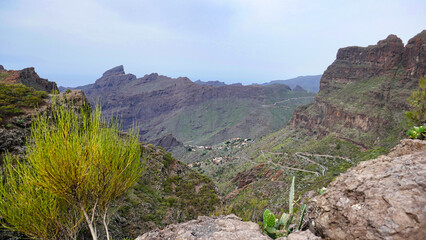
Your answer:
0;0;425;87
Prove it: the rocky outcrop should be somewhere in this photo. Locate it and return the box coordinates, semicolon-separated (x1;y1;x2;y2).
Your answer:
291;99;376;134
307;139;426;240
0;67;58;92
136;214;270;240
58;89;91;109
150;133;184;151
320;34;405;92
0;65;4;70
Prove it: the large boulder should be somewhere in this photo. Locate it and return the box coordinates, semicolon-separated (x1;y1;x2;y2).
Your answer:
307;139;426;239
136;214;270;240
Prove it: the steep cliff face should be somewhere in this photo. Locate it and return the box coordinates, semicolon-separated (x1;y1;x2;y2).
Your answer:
73;66;314;145
291;30;426;148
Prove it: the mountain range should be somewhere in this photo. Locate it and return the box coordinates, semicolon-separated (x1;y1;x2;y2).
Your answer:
61;68;316;145
262;75;322;92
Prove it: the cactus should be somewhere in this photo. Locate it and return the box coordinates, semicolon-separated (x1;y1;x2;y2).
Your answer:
262;176;306;238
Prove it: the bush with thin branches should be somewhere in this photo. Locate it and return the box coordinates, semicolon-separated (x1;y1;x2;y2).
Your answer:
0;102;144;240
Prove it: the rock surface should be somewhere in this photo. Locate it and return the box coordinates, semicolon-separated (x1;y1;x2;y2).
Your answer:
136;214;270;240
307;139;426;240
277;230;321;240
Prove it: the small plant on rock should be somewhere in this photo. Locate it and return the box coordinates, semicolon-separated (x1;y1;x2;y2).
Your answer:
262;176;307;238
407;125;426;140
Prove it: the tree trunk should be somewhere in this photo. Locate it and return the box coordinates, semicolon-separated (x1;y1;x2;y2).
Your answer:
81;207;98;240
103;211;110;240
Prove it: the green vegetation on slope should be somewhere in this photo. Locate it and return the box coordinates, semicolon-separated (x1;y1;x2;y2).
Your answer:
0;83;47;122
110;144;220;239
143;88;315;146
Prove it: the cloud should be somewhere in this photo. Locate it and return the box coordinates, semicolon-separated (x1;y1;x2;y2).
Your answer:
0;0;425;87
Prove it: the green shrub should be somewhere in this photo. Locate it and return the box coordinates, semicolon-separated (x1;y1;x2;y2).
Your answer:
0;102;144;240
407;125;426;140
405;77;426;126
0;83;47;122
0;155;82;240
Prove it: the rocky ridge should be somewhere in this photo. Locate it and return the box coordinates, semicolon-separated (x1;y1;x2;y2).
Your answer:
291;30;426;148
0;66;58;92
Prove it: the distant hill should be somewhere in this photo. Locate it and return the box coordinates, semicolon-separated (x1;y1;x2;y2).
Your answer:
194;80;227;87
62;66;315;145
263;75;322;92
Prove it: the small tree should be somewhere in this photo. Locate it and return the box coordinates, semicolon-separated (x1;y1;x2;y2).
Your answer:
1;102;144;240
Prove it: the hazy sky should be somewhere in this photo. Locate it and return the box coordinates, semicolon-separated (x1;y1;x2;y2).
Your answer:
0;0;425;87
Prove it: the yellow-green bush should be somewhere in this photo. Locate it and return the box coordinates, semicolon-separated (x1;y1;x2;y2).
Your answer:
0;102;144;240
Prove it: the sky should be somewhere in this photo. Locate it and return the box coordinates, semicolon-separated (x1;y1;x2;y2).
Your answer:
0;0;425;87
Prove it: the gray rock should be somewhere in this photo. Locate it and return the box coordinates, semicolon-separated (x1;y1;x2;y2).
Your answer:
276;230;321;240
308;139;426;240
0;65;4;70
135;214;270;240
0;127;26;158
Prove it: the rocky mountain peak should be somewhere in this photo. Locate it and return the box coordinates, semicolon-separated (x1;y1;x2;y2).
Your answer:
102;65;125;77
377;34;403;46
93;65;136;89
0;65;4;70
